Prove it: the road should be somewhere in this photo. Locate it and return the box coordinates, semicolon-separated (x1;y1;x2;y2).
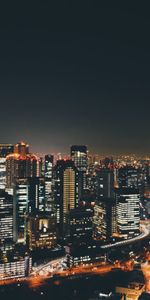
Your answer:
101;224;150;250
32;223;150;276
29;222;149;285
28;259;133;288
0;223;150;288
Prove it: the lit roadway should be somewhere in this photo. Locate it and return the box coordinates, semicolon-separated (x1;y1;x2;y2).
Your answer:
31;224;150;277
28;260;133;288
0;222;150;289
0;258;133;288
32;223;150;277
101;223;150;250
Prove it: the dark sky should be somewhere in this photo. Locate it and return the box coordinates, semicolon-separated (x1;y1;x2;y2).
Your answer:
0;2;150;155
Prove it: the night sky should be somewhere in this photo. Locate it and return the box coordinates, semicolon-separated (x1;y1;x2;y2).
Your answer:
0;2;150;155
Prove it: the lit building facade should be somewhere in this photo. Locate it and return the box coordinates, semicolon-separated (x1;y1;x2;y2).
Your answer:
71;145;87;172
26;212;57;250
95;168;114;200
68;208;93;244
53;159;79;238
118;166;138;188
71;145;87;199
14;176;45;243
0;190;13;245
116;188;140;239
0;256;32;280
28;177;45;212
65;241;105;267
44;154;54;211
93;198;116;240
6;142;40;188
0;144;14;189
13;178;29;243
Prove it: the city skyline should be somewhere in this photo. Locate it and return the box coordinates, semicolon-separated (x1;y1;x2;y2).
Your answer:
1;3;150;154
0;141;150;299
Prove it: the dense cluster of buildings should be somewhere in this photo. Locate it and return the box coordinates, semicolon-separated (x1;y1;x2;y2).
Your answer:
0;142;150;280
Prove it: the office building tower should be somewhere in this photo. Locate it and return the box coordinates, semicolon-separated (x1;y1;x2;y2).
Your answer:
68;208;93;244
71;145;87;199
44;154;54;211
0;190;13;245
71;145;87;172
118;166;138;188
0;144;14;189
116;188;140;239
26;211;57;250
13;178;29;243
53;159;79;238
96;168;114;200
14;177;45;243
38;157;45;177
28;177;45;213
6;141;40;188
93;198;116;240
14;141;29;155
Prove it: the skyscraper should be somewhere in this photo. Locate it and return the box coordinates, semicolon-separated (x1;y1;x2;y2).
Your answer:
115;188;140;239
0;190;13;246
71;145;87;172
26;211;57;250
118;166;138;189
14;177;45;243
28;177;45;212
14;141;29;155
68;208;93;244
6;142;40;188
53;159;79;238
13;178;29;243
71;145;87;199
0;144;14;189
93;198;116;240
44;154;54;211
95;168;114;200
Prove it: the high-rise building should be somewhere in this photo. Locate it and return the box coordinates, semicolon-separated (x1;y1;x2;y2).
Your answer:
26;211;57;250
6;142;40;188
0;190;13;246
28;177;45;213
14;141;29;155
96;168;114;200
13;178;29;243
71;145;87;199
14;177;45;243
115;188;140;239
44;154;54;211
0;144;14;189
53;159;79;238
71;145;87;172
118;166;138;188
68;208;93;244
93;198;116;240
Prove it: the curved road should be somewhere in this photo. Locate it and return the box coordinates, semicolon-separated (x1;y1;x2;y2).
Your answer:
31;224;150;276
1;224;149;283
101;224;150;250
